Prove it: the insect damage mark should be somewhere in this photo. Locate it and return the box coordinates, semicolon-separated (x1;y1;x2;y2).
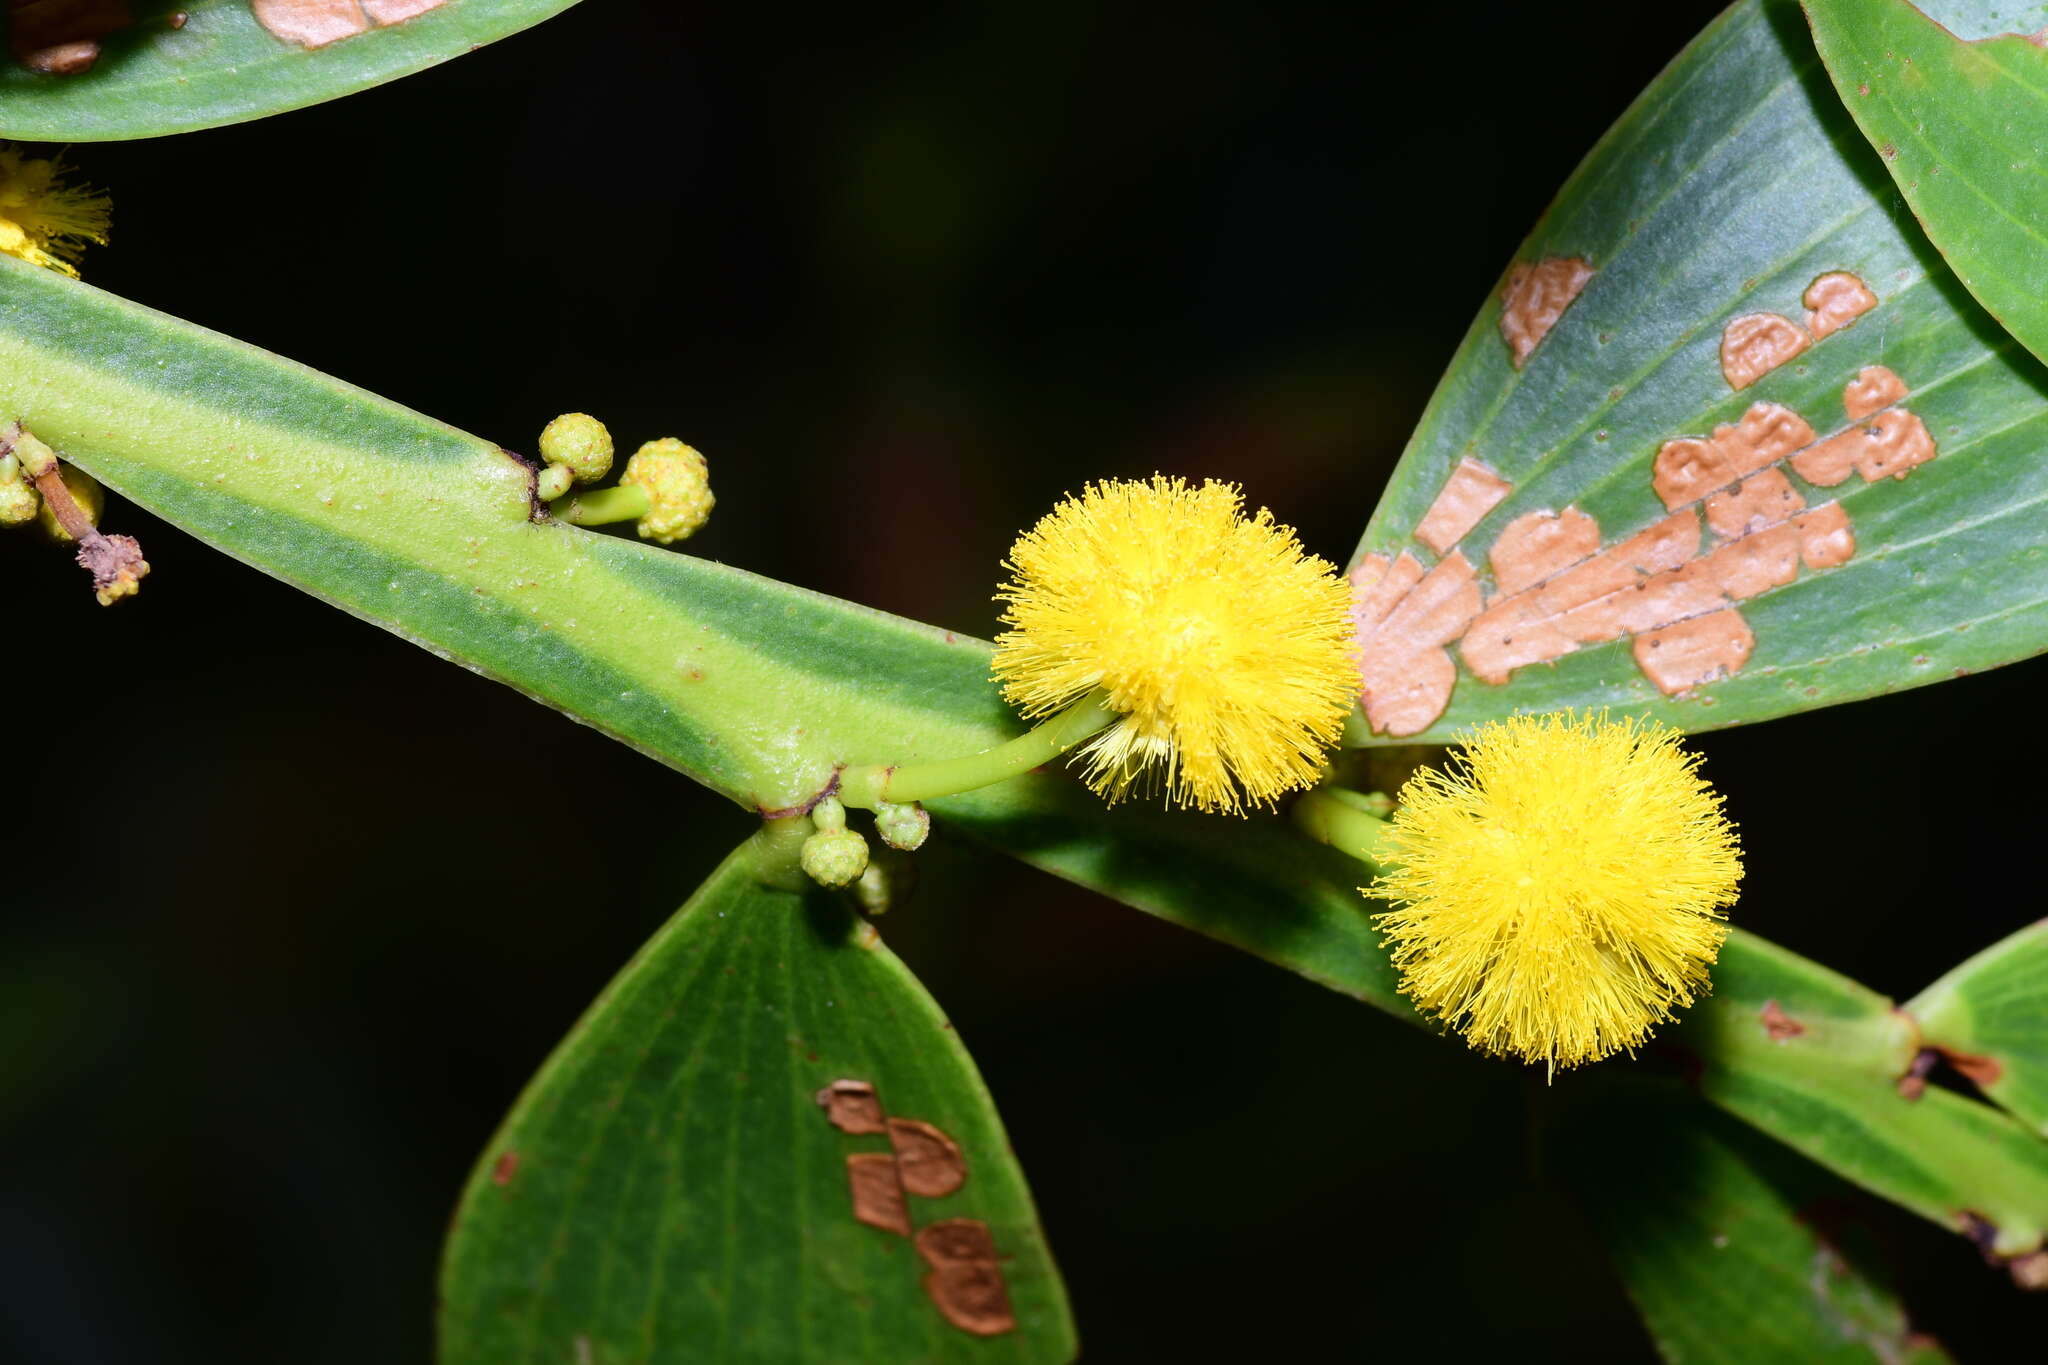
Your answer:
917;1219;1019;1337
1352;287;1936;736
1804;272;1878;340
250;0;445;49
819;1078;1012;1335
491;1149;521;1187
1759;999;1806;1042
1721;273;1878;389
1498;256;1596;367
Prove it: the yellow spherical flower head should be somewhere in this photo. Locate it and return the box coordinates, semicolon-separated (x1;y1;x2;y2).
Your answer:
1368;711;1741;1073
991;476;1360;815
0;147;109;277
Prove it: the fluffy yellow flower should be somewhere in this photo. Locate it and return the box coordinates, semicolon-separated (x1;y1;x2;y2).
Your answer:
1368;711;1741;1073
0;148;109;277
991;475;1359;814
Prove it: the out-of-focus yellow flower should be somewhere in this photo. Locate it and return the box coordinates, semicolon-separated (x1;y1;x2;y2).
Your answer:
1368;711;1741;1073
991;475;1359;815
0;147;109;277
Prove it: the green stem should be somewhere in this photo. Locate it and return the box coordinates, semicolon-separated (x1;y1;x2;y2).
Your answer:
840;692;1116;808
553;482;650;527
1291;787;1391;868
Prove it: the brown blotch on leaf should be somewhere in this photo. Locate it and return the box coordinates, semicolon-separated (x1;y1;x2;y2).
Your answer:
491;1150;520;1187
1704;470;1804;541
916;1220;1017;1337
1489;507;1599;597
1720;313;1811;390
1355;551;1482;736
251;0;444;49
7;0;132;73
888;1118;967;1199
845;1153;912;1237
1413;459;1512;554
1498;256;1595;367
1790;410;1937;487
1653;403;1815;510
1759;999;1805;1042
1803;271;1878;340
816;1079;887;1135
1632;609;1753;695
1939;1045;2003;1090
1843;365;1908;420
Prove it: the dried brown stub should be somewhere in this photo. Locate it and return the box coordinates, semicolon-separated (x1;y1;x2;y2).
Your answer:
1;423;149;606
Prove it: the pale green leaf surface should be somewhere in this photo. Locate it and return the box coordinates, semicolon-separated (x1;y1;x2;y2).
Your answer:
0;0;578;141
0;252;1413;1017
1805;0;2048;369
1675;931;2048;1257
1348;0;2048;745
1556;1077;1953;1365
438;842;1076;1365
1905;921;2048;1136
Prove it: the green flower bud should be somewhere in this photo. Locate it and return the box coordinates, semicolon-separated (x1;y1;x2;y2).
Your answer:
619;438;713;545
535;463;575;502
854;861;892;915
538;412;614;485
800;827;870;889
873;800;930;852
0;454;38;527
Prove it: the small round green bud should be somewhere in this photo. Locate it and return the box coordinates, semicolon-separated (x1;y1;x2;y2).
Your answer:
0;455;38;528
36;464;101;543
811;796;848;833
800;827;870;889
538;412;614;485
854;861;892;915
619;438;714;545
535;463;575;502
873;800;929;852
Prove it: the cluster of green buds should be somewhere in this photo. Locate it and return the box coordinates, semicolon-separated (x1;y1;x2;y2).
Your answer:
533;413;714;546
796;795;930;899
1;422;148;605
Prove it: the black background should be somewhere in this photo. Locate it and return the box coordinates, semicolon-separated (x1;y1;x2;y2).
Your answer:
4;2;2045;1360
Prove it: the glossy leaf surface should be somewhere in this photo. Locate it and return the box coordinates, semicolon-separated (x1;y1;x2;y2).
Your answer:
1347;0;2048;746
1556;1077;1953;1365
1805;0;2048;368
1906;921;2048;1136
439;842;1075;1364
0;0;578;141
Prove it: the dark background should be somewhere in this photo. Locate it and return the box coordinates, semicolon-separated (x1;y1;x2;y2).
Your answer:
4;2;2045;1360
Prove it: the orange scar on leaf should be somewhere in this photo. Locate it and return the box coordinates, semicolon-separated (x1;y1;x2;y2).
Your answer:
917;1221;1018;1337
1632;610;1754;694
1355;552;1482;736
1489;507;1601;597
1653;402;1816;510
1804;272;1878;340
846;1153;912;1236
1414;459;1512;553
252;0;445;48
1790;410;1937;486
1499;257;1596;367
1720;313;1811;390
1843;365;1909;420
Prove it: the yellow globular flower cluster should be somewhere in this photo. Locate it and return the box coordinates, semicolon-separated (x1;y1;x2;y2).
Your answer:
0;147;110;277
991;475;1360;815
1368;711;1741;1074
